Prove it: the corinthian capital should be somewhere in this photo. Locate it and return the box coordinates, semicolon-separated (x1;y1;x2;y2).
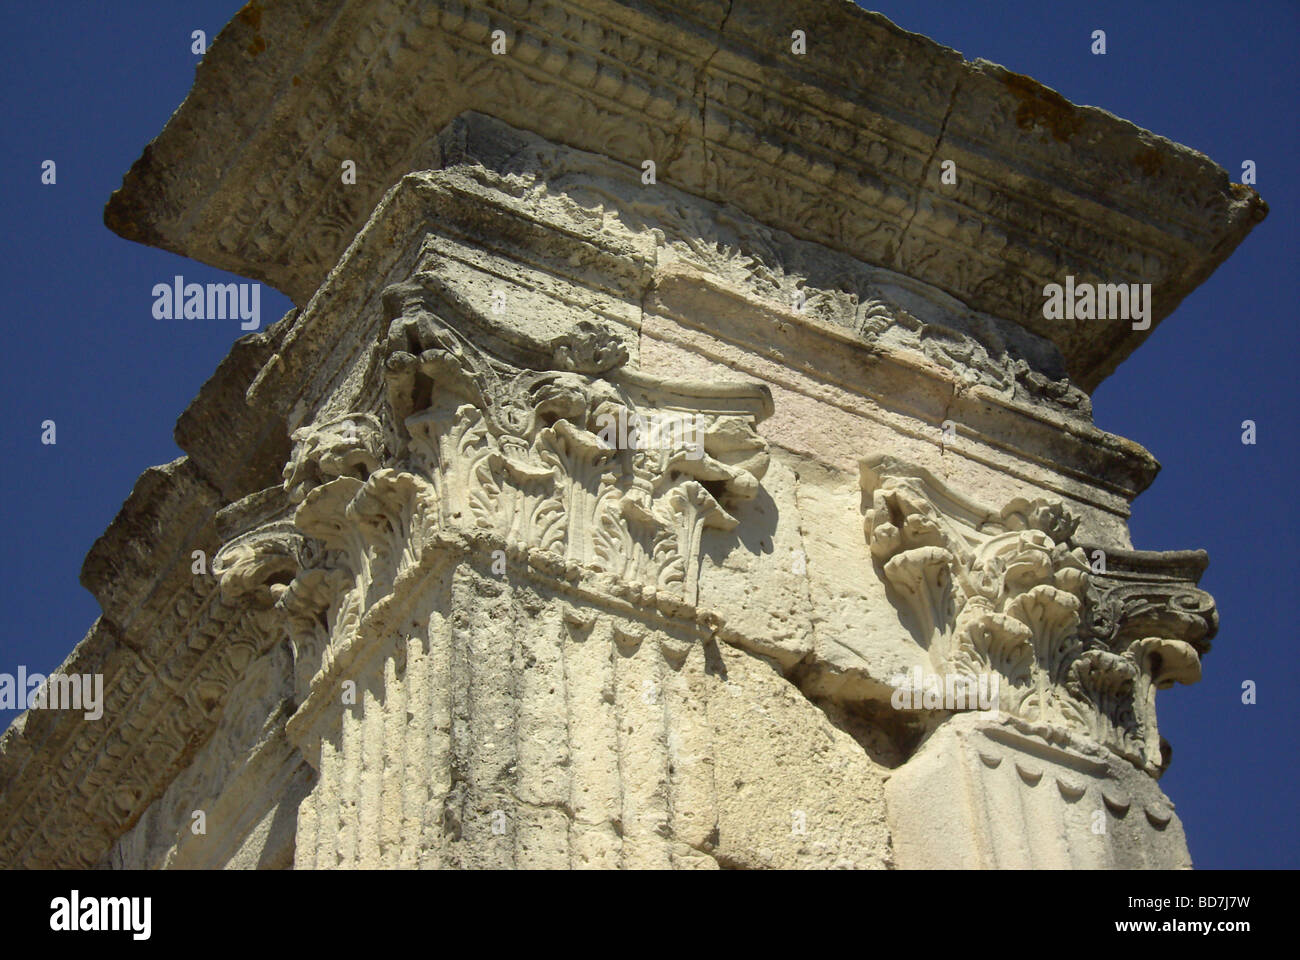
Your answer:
861;455;1217;775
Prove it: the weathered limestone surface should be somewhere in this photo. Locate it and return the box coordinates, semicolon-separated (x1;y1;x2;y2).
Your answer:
0;0;1259;869
886;712;1193;869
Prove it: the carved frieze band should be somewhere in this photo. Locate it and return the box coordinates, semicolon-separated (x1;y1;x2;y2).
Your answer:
860;455;1217;775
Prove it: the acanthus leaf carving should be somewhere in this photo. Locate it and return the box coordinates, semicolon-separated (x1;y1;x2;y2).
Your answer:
373;272;770;607
861;454;1217;775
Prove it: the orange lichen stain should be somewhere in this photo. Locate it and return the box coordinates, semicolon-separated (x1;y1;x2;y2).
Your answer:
237;2;263;30
1001;71;1083;143
1228;182;1270;220
1132;147;1164;177
239;0;265;55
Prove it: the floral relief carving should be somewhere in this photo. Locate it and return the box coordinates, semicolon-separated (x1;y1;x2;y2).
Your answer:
861;455;1216;774
380;274;771;611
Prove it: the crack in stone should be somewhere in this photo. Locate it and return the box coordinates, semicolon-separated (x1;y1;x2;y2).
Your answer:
892;75;962;271
693;0;735;193
938;381;959;456
786;468;823;662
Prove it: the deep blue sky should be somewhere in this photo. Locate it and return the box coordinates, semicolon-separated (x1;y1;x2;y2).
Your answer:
0;1;1294;868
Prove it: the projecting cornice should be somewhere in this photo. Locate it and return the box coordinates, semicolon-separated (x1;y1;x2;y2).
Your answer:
104;0;1264;392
